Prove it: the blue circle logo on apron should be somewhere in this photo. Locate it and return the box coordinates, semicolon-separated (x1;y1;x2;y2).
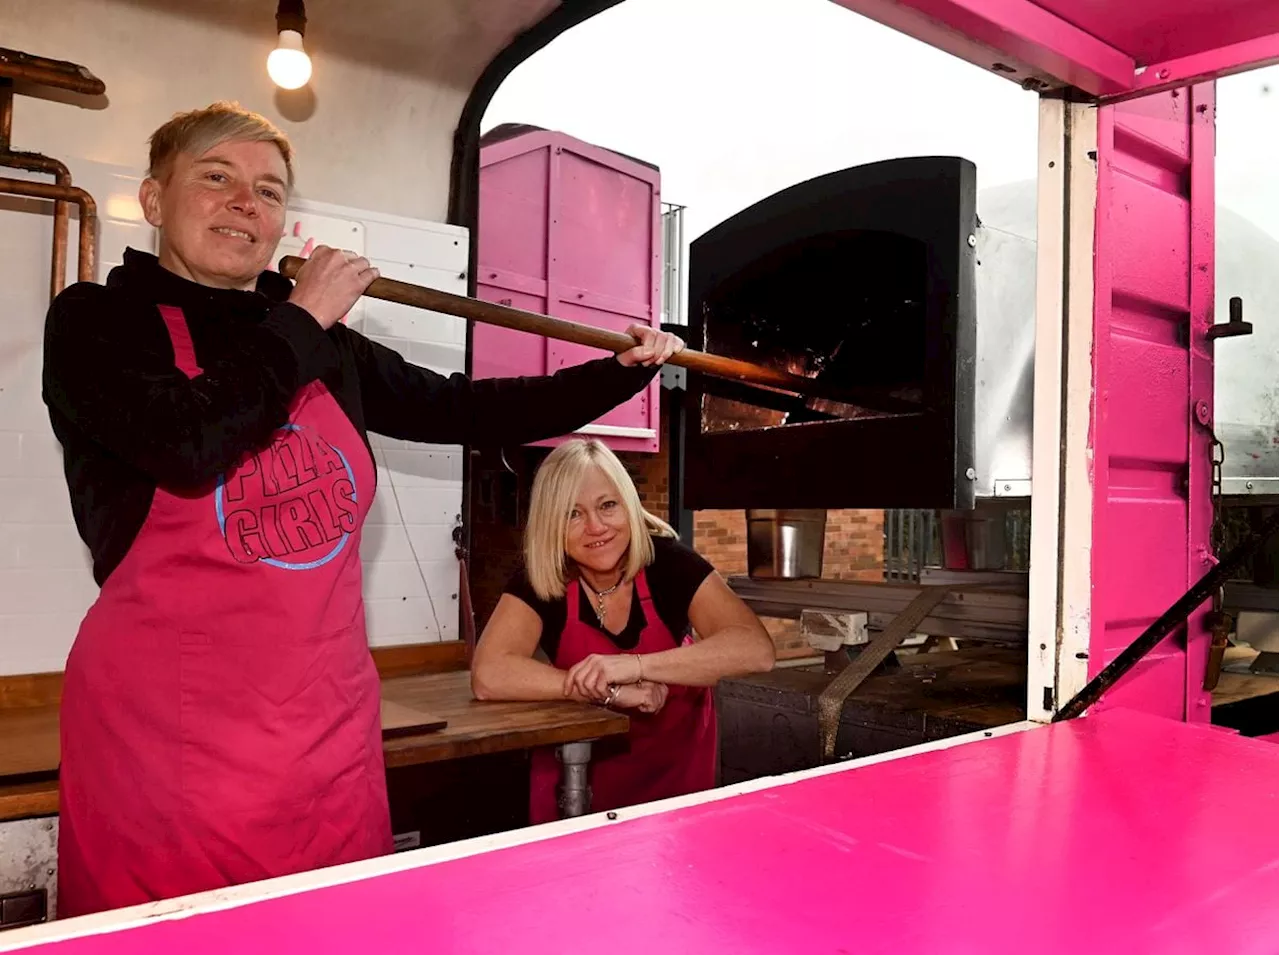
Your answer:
215;424;359;570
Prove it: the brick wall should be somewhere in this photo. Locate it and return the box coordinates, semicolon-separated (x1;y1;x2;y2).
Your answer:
693;511;749;576
619;401;671;523
822;510;887;582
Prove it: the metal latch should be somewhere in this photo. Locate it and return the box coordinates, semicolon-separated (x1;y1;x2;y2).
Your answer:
1206;296;1252;341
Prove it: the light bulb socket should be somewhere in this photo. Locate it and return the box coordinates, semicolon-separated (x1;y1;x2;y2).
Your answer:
274;30;306;53
275;0;307;38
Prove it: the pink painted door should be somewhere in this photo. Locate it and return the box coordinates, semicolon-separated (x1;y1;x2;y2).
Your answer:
1089;84;1216;721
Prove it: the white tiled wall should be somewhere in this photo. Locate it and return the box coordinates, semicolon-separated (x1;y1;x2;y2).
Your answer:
311;198;469;649
0;160;151;675
0;164;468;674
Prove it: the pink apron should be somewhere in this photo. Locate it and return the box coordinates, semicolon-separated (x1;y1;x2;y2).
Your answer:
529;570;717;824
57;305;392;918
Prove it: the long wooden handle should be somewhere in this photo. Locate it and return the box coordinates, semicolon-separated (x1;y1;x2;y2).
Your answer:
277;256;918;414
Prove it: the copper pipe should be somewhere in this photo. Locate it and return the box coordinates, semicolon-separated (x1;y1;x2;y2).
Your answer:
0;79;12;151
76;194;96;285
0;150;71;179
0;49;102;76
51;181;70;298
0;77;72;295
0;49;106;97
1;152;73;298
0;51;103;298
0;175;97;284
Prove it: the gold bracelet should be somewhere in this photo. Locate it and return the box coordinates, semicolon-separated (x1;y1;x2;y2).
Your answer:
634;653;644;683
605;684;621;708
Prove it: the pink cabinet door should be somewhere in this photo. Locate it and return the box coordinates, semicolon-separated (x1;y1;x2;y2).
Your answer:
473;130;662;453
473;284;549;381
545;301;659;453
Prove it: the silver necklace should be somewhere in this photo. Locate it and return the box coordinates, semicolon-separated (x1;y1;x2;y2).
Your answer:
582;574;624;625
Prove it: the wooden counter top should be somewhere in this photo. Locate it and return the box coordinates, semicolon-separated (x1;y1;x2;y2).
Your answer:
0;704;59;778
0;670;627;823
380;670;628;768
0;778;59;821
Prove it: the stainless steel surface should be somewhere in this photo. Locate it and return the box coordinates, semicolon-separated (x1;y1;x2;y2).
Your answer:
728;576;1027;644
993;479;1032;497
1214;209;1278;497
1235;610;1278;654
661;202;686;327
957;507;1010;571
556;740;593;819
746;509;826;579
971;182;1038;501
0;818;57;924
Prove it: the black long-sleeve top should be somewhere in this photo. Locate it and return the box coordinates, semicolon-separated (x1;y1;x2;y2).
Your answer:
42;249;656;585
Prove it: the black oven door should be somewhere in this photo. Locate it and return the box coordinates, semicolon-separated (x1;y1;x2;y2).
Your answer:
683;155;978;510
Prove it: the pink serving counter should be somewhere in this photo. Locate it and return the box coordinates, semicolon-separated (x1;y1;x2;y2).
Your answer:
4;708;1275;955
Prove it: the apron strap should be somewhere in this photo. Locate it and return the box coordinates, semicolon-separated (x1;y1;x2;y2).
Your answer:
157;304;204;379
632;567;655;605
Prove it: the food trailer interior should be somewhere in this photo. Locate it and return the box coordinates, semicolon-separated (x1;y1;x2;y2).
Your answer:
0;0;1275;947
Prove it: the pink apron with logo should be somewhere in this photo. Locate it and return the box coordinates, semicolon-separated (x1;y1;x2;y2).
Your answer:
57;305;392;918
529;571;717;824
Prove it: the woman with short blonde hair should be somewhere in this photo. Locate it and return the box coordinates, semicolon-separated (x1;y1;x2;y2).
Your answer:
147;99;296;188
43;102;684;917
473;439;775;823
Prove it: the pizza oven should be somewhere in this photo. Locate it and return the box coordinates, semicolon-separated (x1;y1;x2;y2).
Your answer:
682;156;999;511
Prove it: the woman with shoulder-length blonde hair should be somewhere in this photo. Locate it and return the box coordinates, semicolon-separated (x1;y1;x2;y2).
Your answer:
472;438;775;822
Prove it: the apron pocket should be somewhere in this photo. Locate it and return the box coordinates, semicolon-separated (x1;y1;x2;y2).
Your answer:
179;625;377;814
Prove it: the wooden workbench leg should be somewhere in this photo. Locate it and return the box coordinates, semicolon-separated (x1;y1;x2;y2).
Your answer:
557;741;593;818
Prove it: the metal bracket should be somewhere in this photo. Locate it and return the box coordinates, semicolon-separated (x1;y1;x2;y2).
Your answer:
1206;296;1253;341
992;479;1032;497
1222;477;1277;496
658;321;689;391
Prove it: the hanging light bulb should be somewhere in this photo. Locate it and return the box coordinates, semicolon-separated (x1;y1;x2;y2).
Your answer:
268;31;311;89
268;0;312;90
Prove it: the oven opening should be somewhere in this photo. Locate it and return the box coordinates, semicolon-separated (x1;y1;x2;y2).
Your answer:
701;228;928;434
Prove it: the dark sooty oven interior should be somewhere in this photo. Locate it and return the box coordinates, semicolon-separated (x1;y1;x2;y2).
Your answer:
683;156;979;510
